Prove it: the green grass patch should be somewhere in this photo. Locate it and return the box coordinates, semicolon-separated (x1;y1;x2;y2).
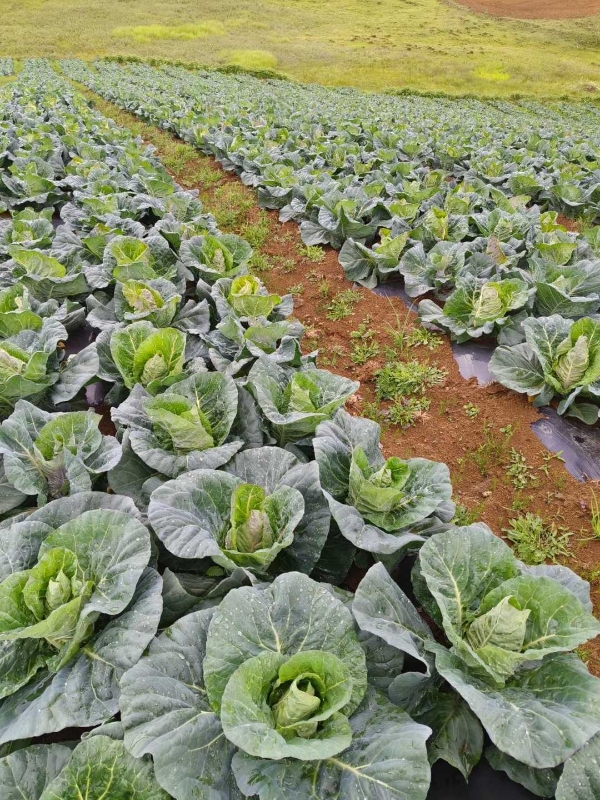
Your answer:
113;22;226;44
221;49;278;70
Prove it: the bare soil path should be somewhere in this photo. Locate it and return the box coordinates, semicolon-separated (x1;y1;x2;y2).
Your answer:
453;0;600;19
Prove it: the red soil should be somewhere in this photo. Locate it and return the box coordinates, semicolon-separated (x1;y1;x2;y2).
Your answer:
453;0;600;19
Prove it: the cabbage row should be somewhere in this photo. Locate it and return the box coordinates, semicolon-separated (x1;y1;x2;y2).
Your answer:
0;60;599;800
58;58;600;424
0;59;13;77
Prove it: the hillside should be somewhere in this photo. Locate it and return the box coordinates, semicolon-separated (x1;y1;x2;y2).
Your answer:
2;0;600;97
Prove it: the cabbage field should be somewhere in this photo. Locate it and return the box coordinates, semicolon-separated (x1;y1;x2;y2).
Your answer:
61;59;600;426
0;57;598;800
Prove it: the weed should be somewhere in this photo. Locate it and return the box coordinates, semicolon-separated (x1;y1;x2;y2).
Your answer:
506;448;537;490
298;243;325;263
326;290;362;321
250;253;274;273
469;422;512;477
503;513;573;565
318;345;347;368
191;163;222;187
538;449;565;478
386;396;430;427
437;399;455;416
553;472;568;491
351;341;380;365
350;317;375;341
588;489;600;539
287;283;304;295
361;401;384;423
273;232;294;245
500;424;515;439
580;566;600;584
405;326;442;350
463;402;480;419
509;493;533;512
212;183;253;229
276;257;296;273
307;270;323;283
375;360;446;400
452;502;484;526
577;644;592;665
317;280;330;299
241;213;270;248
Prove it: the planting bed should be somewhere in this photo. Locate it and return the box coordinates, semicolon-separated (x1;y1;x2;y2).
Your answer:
0;57;598;800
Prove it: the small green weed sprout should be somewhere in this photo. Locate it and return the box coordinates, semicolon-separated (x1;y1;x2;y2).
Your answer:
589;489;600;539
538;449;565;478
351;341;380;365
350;316;375;341
317;280;330;298
241;214;270;248
463;402;480;419
250;253;274;273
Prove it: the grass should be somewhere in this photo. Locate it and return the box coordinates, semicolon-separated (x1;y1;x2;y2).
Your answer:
503;512;574;565
384;306;442;353
590;490;600;538
469;422;513;477
3;0;600;97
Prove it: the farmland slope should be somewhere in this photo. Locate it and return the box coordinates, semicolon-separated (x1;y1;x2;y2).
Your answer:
2;0;600;97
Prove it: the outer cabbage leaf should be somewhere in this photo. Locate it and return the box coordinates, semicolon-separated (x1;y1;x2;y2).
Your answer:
486;746;561;798
434;648;600;769
0;743;72;800
39;735;169;800
555;732;600;800
120;607;234;800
